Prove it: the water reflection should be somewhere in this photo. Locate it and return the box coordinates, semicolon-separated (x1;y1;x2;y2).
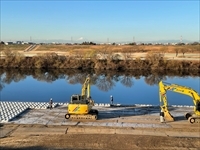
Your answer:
144;74;167;86
1;69;199;105
94;74;115;91
0;69;199;92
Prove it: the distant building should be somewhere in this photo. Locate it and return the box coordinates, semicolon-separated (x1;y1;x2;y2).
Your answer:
16;41;24;44
28;42;35;45
5;42;14;45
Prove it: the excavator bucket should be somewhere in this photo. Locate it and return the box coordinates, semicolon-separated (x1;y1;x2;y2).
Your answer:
164;111;174;121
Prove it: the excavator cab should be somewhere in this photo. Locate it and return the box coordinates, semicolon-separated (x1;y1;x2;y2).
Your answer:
71;95;80;101
70;94;91;104
196;101;200;112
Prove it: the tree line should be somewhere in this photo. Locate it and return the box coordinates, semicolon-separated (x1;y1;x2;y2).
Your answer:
0;50;199;73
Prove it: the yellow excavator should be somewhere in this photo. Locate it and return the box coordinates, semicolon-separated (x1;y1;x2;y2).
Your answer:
159;81;200;124
65;76;98;120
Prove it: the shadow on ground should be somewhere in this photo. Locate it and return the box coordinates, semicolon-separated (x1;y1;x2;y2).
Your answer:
0;146;78;150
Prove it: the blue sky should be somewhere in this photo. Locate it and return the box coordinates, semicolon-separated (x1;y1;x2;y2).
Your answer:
1;1;199;43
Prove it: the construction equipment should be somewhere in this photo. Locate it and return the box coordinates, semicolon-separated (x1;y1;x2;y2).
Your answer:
159;81;200;124
65;76;98;120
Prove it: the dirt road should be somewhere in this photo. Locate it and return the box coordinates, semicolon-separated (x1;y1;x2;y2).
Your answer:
0;124;200;150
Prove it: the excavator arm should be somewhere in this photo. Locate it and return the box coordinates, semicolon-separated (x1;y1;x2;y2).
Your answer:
159;81;200;123
81;76;94;105
159;81;175;121
81;76;91;100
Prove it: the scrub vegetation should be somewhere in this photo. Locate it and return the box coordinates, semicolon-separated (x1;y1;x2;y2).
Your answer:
0;44;199;72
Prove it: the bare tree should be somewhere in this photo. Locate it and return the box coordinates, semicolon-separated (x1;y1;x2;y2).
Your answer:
180;47;187;57
174;48;179;57
112;53;122;60
96;46;110;60
146;52;162;62
120;47;133;61
121;53;131;60
160;46;168;57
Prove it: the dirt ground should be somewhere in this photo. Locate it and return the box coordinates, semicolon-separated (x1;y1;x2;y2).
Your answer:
1;106;200;150
1;124;200;150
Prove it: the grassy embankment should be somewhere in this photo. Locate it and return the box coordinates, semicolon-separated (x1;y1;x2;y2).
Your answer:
0;44;199;71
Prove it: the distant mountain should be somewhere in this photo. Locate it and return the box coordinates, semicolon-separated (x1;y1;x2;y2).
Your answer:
17;39;198;44
143;39;194;44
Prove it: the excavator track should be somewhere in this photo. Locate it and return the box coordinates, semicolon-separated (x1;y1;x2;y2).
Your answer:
65;109;98;120
185;113;200;124
188;117;200;124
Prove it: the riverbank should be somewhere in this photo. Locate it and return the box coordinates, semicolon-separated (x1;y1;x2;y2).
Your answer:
1;44;200;69
0;52;200;70
1;102;200;149
0;101;195;124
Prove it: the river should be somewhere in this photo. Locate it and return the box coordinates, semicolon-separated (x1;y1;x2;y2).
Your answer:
0;69;199;106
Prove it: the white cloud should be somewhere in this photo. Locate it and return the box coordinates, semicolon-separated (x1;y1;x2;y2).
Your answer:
78;37;83;40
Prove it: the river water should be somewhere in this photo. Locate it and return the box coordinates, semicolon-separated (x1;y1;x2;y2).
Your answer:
0;69;199;106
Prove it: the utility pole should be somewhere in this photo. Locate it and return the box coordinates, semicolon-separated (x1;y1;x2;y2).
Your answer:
71;36;73;44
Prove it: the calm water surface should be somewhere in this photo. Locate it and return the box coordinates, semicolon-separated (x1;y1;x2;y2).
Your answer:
1;70;199;106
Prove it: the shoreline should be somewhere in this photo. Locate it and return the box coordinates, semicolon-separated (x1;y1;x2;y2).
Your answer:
1;101;200;149
0;101;194;123
1;51;200;70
